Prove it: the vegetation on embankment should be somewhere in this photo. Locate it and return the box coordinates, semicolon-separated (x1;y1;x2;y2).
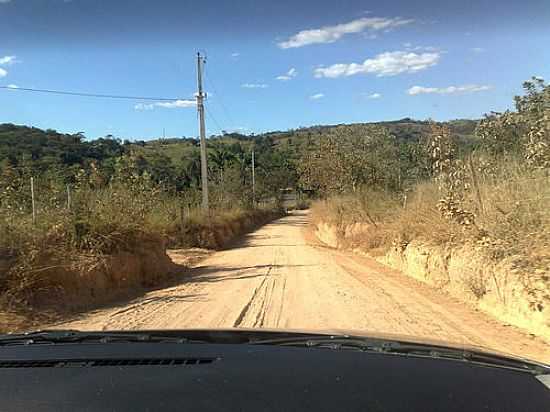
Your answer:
0;201;283;332
311;165;550;338
309;78;550;339
0;152;283;331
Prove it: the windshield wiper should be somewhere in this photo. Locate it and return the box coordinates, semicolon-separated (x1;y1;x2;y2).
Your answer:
0;330;207;346
250;335;550;375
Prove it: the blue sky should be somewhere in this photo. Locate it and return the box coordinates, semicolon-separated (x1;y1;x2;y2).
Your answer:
0;0;549;140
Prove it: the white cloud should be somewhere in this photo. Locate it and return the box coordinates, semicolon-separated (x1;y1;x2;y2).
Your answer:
0;55;17;65
407;84;492;95
231;52;240;58
0;0;12;4
6;84;18;89
0;68;7;78
471;47;485;53
314;50;440;78
310;93;324;100
241;83;268;88
276;67;298;81
134;99;196;111
367;93;381;99
278;16;413;49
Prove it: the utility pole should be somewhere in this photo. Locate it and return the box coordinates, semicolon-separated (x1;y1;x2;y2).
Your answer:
196;52;209;212
251;149;256;207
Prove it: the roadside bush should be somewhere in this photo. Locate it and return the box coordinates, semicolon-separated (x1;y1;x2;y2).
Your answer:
0;167;283;319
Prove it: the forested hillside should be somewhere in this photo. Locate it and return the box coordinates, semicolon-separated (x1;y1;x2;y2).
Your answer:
0;117;478;205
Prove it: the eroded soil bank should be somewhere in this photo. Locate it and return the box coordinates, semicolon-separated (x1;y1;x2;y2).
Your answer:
314;221;550;341
0;209;284;332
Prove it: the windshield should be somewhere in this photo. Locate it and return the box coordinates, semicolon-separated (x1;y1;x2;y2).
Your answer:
0;0;548;364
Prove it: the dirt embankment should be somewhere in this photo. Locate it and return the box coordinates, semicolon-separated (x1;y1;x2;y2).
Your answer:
314;221;550;341
0;235;176;331
0;209;285;332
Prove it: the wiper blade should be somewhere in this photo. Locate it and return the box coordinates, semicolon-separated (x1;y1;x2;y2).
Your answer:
250;335;550;375
0;330;206;346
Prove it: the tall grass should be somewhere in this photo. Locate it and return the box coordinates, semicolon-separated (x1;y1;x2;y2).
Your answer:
0;178;282;314
311;158;550;273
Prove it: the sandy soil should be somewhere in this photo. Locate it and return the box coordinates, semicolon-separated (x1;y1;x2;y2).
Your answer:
52;211;550;362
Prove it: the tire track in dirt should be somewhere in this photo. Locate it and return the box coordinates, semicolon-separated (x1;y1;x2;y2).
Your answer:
233;265;274;327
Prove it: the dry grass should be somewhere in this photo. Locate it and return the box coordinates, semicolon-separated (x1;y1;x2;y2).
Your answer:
311;159;550;274
167;205;284;249
311;158;550;337
0;182;283;321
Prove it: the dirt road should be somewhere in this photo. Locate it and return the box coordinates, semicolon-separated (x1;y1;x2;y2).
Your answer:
55;211;550;362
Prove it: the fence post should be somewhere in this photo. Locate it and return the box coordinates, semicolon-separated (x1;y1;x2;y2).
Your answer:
30;177;36;225
180;202;190;233
66;184;71;210
468;156;485;217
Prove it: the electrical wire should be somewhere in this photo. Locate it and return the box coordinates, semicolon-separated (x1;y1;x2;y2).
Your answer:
203;61;237;130
0;86;184;101
204;105;225;136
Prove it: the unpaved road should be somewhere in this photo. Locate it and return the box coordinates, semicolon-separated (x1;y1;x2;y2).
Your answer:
54;211;550;362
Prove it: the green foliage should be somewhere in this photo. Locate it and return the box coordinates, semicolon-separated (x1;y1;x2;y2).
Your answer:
298;125;402;195
476;77;549;167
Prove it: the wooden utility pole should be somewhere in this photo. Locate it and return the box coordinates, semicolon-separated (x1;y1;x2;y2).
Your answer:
196;52;209;212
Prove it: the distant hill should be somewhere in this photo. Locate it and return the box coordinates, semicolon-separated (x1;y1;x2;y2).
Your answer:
0;123;125;172
259;118;477;144
0;118;479;170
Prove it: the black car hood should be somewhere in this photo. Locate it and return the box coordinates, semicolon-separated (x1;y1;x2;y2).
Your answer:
100;326;546;363
0;326;549;412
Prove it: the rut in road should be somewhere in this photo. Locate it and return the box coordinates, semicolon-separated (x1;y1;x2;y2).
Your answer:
53;211;550;362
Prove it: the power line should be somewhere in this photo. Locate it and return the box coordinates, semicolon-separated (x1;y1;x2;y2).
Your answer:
203;62;237;130
0;86;184;101
205;105;225;136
